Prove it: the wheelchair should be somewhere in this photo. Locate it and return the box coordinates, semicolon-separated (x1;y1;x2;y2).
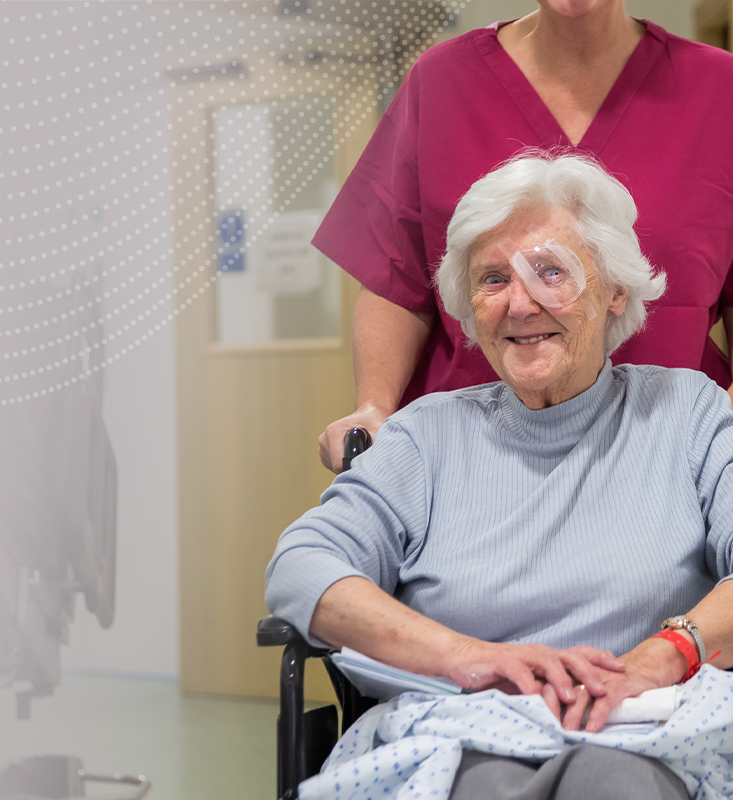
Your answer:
257;427;376;800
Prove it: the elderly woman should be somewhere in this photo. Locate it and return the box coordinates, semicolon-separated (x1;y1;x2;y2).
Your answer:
265;154;733;800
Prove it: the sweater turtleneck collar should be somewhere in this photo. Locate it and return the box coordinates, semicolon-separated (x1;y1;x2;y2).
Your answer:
497;358;619;444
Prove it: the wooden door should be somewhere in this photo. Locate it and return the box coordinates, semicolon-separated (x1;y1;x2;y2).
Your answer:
695;0;733;49
173;0;461;702
174;73;375;700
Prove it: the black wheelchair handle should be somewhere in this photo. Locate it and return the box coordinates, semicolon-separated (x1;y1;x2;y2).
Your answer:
342;426;372;472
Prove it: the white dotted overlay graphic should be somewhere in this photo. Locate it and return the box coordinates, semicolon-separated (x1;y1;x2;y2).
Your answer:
0;0;468;405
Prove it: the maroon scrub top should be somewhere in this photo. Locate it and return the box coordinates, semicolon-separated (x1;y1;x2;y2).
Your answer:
313;20;733;405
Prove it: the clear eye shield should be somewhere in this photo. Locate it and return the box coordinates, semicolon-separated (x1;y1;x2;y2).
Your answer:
493;228;597;323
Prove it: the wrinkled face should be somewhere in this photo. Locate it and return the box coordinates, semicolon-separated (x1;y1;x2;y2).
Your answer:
468;205;627;409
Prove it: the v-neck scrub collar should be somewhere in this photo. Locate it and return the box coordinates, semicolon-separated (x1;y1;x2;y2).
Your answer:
474;19;668;153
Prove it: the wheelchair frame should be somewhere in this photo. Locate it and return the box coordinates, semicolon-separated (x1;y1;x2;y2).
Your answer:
257;616;376;800
258;427;375;800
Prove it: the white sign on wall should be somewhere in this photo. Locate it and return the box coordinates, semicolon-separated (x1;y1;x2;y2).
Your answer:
254;210;322;295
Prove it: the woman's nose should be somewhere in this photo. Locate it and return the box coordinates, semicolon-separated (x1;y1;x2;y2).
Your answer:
506;274;542;318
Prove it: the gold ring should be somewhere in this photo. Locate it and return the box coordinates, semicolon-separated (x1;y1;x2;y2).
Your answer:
577;684;586;691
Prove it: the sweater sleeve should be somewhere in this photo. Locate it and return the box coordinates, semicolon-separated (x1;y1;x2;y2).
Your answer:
685;378;733;582
264;419;430;645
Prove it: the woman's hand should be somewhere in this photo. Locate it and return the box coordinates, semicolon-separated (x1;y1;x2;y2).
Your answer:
542;635;689;732
311;578;626;707
446;638;626;707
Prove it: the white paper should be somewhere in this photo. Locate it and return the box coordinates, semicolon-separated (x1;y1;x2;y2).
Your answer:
254;210;321;294
330;647;462;701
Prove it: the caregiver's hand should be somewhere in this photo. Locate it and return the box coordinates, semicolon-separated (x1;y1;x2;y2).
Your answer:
543;635;689;732
318;402;387;474
447;639;626;706
319;288;434;473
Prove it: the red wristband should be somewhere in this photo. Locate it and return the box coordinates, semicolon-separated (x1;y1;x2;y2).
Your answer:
651;630;699;680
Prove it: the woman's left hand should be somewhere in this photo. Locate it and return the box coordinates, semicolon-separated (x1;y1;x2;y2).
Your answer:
542;635;689;732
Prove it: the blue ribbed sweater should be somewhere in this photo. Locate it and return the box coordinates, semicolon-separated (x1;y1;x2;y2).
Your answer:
265;362;733;655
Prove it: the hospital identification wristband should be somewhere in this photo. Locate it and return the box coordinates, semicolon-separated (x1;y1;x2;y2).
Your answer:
651;630;721;682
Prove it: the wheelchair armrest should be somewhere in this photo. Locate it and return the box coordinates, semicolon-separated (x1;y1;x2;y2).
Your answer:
257;615;329;657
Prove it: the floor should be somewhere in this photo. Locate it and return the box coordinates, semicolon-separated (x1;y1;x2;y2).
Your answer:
0;674;304;800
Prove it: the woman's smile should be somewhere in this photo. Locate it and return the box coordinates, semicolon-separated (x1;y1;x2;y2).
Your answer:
506;332;560;345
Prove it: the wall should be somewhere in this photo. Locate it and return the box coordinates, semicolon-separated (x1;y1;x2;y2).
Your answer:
47;2;280;678
0;1;240;681
0;1;187;679
64;334;178;677
627;0;697;37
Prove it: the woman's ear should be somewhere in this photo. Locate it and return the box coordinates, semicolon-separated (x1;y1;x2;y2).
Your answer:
608;286;628;318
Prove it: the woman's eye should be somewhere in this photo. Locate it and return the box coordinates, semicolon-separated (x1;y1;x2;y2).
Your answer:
538;265;566;286
482;274;507;287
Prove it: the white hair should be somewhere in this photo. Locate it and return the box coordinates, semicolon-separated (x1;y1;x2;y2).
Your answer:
435;152;666;355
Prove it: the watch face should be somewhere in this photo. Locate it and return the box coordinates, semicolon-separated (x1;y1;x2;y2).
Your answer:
663;615;687;629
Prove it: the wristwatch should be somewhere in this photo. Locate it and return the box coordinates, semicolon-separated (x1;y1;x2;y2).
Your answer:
661;615;706;661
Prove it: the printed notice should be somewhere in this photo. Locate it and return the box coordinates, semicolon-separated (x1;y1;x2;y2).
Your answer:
255;210;322;294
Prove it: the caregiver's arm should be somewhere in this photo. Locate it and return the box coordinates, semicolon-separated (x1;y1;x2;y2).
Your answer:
560;579;733;733
722;306;733;405
318;287;434;473
311;575;625;705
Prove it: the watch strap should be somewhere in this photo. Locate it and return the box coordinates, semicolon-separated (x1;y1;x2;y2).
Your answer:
662;616;706;662
686;623;706;662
